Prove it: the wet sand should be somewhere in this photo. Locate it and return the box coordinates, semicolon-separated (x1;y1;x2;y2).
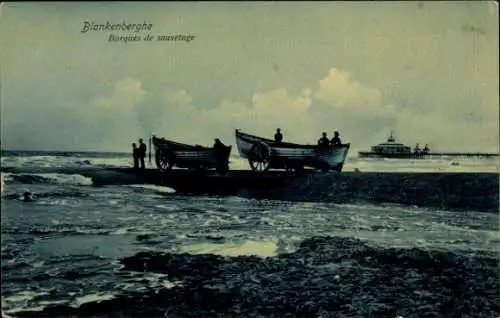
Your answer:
13;236;499;317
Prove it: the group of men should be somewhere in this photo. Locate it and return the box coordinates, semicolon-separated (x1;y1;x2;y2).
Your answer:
414;143;430;155
318;131;342;148
273;128;342;147
132;138;147;169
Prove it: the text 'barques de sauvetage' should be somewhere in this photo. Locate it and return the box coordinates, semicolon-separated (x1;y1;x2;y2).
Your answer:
80;21;195;43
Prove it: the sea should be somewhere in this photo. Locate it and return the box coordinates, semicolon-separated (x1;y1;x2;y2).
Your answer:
1;151;499;317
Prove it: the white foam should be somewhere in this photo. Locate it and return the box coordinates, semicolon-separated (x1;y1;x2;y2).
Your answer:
4;306;46;315
72;293;117;307
6;172;93;186
42;173;93;185
128;184;176;194
3;291;48;303
110;227;130;235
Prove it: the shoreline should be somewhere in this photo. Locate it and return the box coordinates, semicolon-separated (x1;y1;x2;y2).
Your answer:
1;167;498;213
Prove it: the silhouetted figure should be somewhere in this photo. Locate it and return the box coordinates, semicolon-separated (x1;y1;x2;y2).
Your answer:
423;144;430;154
331;131;342;146
213;138;228;173
274;128;283;143
317;132;330;149
132;143;139;169
138;138;147;169
22;191;35;202
213;138;225;151
414;143;421;155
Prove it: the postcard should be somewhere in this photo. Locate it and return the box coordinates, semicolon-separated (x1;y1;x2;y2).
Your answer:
1;2;498;317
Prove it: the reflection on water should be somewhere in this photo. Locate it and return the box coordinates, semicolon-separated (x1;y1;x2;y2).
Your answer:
178;240;279;257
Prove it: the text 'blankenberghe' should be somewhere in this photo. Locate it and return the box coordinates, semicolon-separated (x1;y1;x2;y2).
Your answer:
81;21;196;43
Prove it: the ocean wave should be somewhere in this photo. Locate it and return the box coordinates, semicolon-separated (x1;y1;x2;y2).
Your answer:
1;189;90;202
4;173;93;186
1;155;130;170
126;184;176;194
1;225;111;236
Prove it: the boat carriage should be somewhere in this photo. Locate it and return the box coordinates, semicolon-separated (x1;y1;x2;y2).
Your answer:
152;135;231;173
235;129;350;172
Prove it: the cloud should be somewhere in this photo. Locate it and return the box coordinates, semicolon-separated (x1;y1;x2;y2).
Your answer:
150;87;316;146
149;68;385;147
164;89;193;108
4;64;496;153
313;68;382;109
92;78;146;114
146;66;498;153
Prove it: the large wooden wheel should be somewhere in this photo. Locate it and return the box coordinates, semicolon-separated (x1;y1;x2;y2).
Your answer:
155;148;175;171
248;142;272;172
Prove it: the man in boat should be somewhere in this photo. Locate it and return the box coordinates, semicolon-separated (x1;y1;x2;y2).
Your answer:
331;131;342;146
213;138;228;173
317;132;330;149
274;128;283;144
132;143;139;169
138;138;147;169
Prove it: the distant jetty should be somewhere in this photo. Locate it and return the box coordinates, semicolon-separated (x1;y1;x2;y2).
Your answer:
358;132;498;159
417;152;499;158
358;152;499;159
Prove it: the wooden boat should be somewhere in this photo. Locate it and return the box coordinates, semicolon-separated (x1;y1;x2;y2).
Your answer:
235;129;350;172
152;135;231;173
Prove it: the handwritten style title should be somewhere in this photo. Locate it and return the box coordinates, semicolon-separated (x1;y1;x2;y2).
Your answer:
80;21;195;43
81;21;153;33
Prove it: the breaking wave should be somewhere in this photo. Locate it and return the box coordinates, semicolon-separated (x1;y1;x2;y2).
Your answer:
126;184;176;194
3;173;93;186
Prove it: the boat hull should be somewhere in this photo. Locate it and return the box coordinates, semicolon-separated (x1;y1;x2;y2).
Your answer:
235;130;350;172
152;136;231;172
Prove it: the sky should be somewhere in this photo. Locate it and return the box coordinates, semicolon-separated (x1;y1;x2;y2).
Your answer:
1;1;498;153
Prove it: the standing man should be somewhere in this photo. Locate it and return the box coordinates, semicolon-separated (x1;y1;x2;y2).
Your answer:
132;143;139;168
274;128;283;143
213;138;228;173
138;138;147;169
